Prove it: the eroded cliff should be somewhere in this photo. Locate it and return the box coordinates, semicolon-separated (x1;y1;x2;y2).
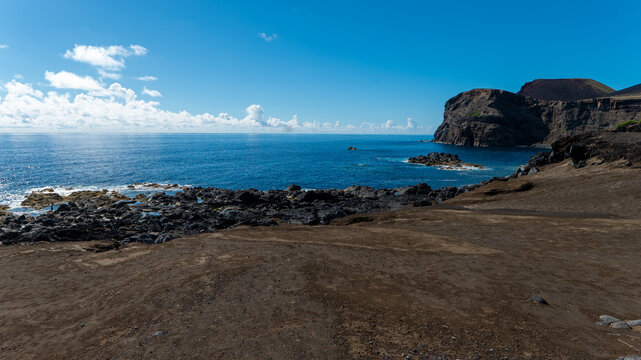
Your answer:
433;85;641;147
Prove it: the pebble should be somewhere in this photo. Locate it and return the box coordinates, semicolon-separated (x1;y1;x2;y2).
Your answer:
528;295;548;305
617;356;641;360
153;331;163;336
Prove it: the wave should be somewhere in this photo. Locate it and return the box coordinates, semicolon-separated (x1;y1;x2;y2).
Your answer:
436;165;490;171
403;159;489;171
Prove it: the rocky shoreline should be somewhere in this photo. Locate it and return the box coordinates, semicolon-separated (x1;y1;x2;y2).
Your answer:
3;127;638;247
0;181;483;246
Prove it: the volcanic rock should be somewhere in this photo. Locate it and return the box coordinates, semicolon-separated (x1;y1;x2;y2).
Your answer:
408;153;483;169
433;80;641;147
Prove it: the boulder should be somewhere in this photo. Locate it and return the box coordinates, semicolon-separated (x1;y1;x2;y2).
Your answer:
285;184;301;192
528;295;549;305
0;205;10;217
396;183;432;196
611;321;632;329
21;191;64;210
597;315;621;326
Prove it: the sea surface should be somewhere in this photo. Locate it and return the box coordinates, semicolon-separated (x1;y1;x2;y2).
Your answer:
0;133;542;213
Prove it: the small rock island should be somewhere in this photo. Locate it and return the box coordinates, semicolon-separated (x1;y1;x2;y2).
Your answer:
408;152;484;169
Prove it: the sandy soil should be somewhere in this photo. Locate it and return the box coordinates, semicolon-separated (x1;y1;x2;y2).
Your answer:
1;161;641;359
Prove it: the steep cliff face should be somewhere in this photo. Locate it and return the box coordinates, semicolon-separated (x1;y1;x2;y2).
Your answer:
433;88;641;147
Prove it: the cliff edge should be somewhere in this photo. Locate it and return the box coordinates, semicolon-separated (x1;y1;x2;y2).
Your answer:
433;79;641;147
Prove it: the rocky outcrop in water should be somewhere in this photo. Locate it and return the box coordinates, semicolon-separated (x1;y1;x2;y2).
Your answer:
408;152;483;169
0;183;481;246
433;81;641;147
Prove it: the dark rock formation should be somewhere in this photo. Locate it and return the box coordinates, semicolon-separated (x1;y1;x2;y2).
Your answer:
21;189;131;210
408;152;483;169
510;130;641;179
348;146;357;150
21;192;64;210
433;81;641;147
0;182;481;246
550;131;641;167
433;89;550;146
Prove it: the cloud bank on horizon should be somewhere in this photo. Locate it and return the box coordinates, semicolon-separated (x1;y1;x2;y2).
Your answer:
0;44;419;133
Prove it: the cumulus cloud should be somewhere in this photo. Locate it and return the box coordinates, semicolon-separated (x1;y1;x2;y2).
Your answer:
406;117;416;129
1;63;422;133
0;80;297;131
0;79;412;133
259;33;278;42
63;44;147;70
142;87;162;97
0;44;8;49
136;75;157;81
45;70;103;91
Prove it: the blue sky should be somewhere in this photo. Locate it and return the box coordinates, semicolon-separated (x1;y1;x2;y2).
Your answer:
0;0;640;133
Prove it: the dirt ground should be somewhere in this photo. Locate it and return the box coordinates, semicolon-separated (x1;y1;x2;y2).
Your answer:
1;161;641;359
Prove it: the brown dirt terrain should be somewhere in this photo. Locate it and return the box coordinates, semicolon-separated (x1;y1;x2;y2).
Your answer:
1;161;641;359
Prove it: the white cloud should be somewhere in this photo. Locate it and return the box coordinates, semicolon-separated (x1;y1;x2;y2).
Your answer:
136;75;157;81
0;44;8;49
63;44;147;70
259;33;278;42
359;118;418;133
98;69;121;80
142;87;162;97
0;78;423;133
0;80;298;131
129;45;147;56
45;70;103;91
406;117;416;129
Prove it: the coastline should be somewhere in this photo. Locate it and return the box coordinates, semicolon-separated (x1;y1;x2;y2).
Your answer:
1;158;640;358
2;129;638;246
2;130;641;358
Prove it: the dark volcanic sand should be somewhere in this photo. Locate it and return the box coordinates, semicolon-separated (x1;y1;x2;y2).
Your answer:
1;161;641;359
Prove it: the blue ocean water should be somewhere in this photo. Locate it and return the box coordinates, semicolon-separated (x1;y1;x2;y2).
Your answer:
0;133;541;212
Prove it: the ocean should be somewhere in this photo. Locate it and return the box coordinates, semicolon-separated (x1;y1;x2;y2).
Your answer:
0;133;541;214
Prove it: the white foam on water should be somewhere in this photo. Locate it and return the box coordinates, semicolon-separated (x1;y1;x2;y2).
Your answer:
0;182;190;215
436;165;489;171
403;160;489;171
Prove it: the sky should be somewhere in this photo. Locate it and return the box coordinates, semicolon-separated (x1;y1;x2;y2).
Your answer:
0;0;640;133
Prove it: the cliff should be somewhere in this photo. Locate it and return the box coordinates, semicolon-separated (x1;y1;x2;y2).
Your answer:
433;80;641;147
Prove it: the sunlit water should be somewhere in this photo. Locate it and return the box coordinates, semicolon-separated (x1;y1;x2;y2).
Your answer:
0;133;542;213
